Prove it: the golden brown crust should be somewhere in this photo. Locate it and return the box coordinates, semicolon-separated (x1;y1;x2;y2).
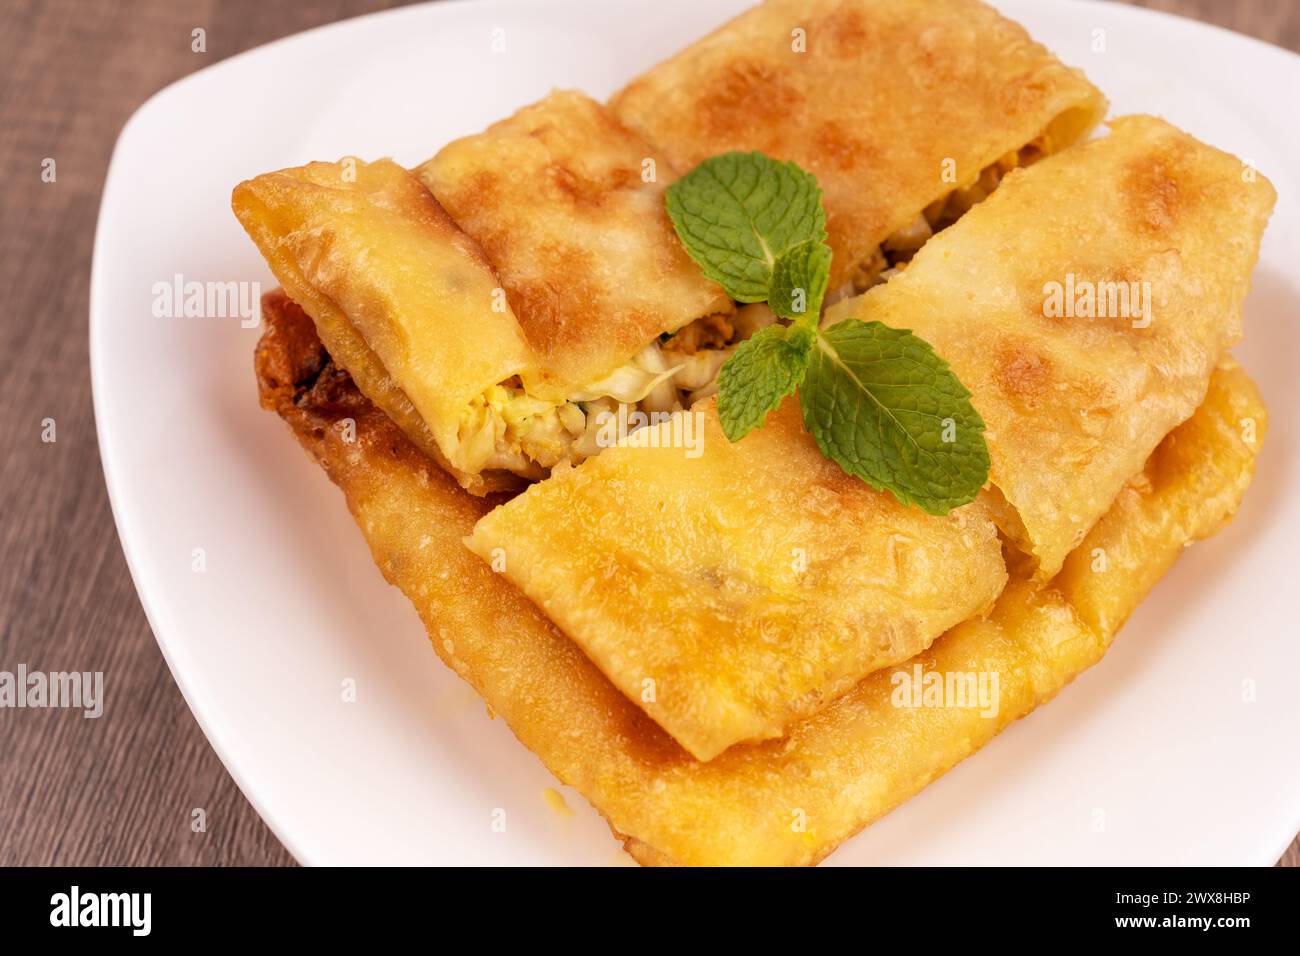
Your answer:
610;0;1107;288
466;397;1007;760
416;90;733;397
233;158;537;494
255;294;1263;865
1055;358;1267;636
827;115;1277;577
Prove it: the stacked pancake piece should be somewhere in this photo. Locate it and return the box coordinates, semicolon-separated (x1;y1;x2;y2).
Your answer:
235;0;1104;494
236;0;1275;864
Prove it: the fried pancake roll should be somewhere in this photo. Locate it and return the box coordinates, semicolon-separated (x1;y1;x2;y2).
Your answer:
256;289;1264;865
466;399;1006;760
233;158;537;494
237;95;737;493
416;91;734;408
825;115;1276;577
610;0;1108;293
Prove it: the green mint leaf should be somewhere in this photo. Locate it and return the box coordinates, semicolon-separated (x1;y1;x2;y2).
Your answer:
716;324;816;442
666;151;826;302
769;240;832;324
799;319;990;515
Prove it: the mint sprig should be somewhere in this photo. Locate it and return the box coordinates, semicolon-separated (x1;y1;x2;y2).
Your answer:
801;321;989;514
716;324;815;442
667;152;990;515
665;151;825;302
769;240;832;323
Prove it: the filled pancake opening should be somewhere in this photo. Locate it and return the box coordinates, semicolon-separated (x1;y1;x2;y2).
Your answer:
448;118;1104;483
833;128;1073;301
449;307;766;477
415;123;1095;483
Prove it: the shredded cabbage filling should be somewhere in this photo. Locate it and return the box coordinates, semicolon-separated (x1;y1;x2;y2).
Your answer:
451;307;776;475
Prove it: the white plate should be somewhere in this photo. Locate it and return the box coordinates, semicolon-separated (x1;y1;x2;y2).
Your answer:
92;0;1300;865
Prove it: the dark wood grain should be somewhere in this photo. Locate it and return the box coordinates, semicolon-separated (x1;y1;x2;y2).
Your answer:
0;0;1295;868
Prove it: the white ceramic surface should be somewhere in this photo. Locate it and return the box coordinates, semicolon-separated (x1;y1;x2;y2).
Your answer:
91;0;1300;865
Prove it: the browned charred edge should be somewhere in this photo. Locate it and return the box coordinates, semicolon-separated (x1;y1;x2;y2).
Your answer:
255;289;530;514
255;288;530;499
256;289;346;414
254;289;437;475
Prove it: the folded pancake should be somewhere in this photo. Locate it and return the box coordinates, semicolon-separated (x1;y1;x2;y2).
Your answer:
255;289;1264;865
416;90;735;406
466;399;1006;760
609;0;1107;293
825;115;1276;577
233;158;537;494
236;94;742;492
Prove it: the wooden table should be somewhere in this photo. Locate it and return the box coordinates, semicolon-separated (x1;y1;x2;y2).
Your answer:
1;0;1295;867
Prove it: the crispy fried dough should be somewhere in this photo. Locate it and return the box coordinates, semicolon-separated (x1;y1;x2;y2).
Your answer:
256;289;1264;866
235;158;535;495
466;398;1006;760
417;90;733;398
610;0;1107;288
827;116;1276;577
